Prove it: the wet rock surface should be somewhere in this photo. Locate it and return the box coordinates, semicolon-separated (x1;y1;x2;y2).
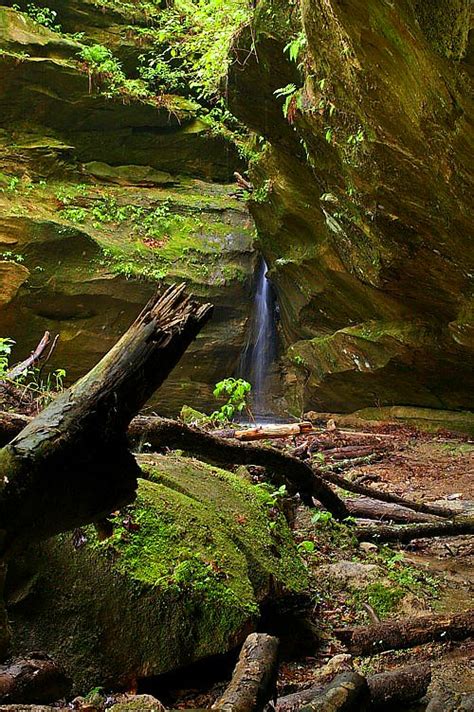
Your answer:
0;4;255;416
228;0;474;415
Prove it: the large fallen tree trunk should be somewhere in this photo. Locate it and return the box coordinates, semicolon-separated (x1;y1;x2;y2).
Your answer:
128;417;349;519
354;515;474;542
0;285;213;561
212;633;279;712
334;610;474;656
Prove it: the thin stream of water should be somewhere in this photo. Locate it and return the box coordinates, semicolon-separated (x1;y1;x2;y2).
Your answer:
239;258;277;416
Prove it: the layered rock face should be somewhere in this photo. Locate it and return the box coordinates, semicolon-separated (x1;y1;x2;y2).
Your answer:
228;0;473;414
0;4;255;414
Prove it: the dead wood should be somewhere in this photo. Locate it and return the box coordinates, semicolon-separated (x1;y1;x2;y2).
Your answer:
212;633;279;712
216;422;313;442
299;672;369;711
367;660;432;708
0;412;349;520
316;446;383;461
344;497;439;523
0;656;70;705
354;515;474;542
3;333;53;382
0;285;213;561
128;417;349;519
334;610;474;655
321;470;458;519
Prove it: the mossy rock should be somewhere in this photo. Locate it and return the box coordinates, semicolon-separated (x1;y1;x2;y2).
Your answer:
6;454;307;693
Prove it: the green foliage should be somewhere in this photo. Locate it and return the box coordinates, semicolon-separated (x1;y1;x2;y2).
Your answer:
78;44;125;83
0;338;15;378
210;377;252;425
353;582;405;619
13;2;61;31
298;540;315;553
0;251;25;263
138;0;250;101
274;83;301;122
284;32;307;65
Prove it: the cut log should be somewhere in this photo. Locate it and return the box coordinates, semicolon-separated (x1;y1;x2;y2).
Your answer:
0;413;349;520
334;610;474;655
344;497;439;524
367;660;431;708
128;417;349;519
322;471;459;519
212;633;279;712
0;656;70;705
354;515;474;543
299;672;369;712
0;285;213;560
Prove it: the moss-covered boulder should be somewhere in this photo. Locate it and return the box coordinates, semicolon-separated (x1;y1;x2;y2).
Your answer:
5;454;307;693
228;0;474;415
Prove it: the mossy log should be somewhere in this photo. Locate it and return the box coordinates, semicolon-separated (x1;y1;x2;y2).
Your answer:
334;610;474;656
0;284;212;561
354;515;474;542
213;633;279;712
128;417;349;519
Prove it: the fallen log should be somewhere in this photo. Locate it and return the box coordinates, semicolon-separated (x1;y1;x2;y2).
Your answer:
299;672;369;712
0;413;349;520
317;446;384;461
354;515;474;543
0;285;213;560
367;660;432;709
0;656;70;705
212;633;279;712
228;422;313;442
321;471;458;519
128;417;349;519
276;661;431;711
3;332;52;382
334;610;474;656
344;497;439;524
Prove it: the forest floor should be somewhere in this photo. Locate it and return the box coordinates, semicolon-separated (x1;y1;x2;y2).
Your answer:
160;422;474;709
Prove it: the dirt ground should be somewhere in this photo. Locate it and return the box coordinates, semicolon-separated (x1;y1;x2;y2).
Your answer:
169;422;474;709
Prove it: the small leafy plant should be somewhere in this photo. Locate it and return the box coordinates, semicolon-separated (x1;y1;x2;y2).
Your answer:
0;338;15;377
210;377;252;425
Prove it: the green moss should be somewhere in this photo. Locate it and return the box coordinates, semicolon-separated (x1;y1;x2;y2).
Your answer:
413;0;470;59
352;582;405;619
8;455;306;692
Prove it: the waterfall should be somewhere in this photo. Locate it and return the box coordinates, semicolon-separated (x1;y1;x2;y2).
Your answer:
239;258;277;416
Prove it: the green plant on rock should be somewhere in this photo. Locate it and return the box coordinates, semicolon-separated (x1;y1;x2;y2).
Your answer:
284;31;307;66
13;2;61;31
210;377;252;425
